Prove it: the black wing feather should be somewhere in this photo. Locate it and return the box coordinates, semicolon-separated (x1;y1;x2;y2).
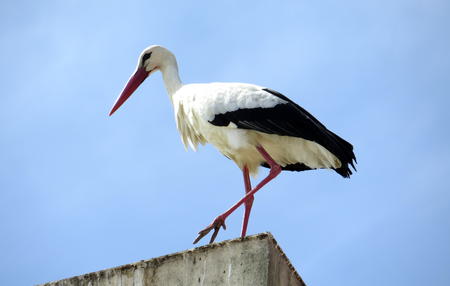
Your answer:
209;88;357;178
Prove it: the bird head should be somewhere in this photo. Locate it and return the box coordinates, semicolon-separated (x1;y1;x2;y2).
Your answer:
109;45;174;116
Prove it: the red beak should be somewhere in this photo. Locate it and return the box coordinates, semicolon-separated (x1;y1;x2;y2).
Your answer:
109;67;149;116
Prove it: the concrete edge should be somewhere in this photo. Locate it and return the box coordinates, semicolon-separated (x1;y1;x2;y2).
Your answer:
38;232;276;285
267;234;307;286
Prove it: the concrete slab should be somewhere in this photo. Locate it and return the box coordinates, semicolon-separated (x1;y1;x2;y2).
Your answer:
38;232;306;286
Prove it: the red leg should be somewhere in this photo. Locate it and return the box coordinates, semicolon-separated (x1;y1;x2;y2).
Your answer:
241;165;253;238
193;145;282;244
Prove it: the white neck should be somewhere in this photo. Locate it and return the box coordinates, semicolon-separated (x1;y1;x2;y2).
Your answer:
160;59;183;97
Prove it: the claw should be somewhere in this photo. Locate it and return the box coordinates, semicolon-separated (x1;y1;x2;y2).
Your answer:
193;215;226;244
193;227;212;244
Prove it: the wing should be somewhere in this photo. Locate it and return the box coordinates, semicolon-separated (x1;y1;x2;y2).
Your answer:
209;87;357;177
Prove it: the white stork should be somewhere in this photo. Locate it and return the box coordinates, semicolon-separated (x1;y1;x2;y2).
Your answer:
109;45;357;244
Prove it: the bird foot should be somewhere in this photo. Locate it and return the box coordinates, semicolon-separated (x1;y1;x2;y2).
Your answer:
193;215;227;244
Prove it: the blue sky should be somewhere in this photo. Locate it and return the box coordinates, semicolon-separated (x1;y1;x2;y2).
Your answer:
1;0;449;285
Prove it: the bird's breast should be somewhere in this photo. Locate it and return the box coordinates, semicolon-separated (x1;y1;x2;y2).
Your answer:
173;99;261;172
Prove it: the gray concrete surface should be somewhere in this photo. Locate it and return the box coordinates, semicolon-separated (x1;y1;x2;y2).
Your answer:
38;232;306;286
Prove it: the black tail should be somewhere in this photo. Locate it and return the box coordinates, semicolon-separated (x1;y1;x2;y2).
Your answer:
329;133;357;178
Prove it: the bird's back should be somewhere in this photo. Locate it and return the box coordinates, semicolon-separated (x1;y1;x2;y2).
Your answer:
172;82;356;177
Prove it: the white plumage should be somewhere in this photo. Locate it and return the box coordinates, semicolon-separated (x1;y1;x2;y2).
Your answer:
109;45;356;244
172;82;341;175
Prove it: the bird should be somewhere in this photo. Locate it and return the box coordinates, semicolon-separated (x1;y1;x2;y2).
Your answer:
109;45;357;244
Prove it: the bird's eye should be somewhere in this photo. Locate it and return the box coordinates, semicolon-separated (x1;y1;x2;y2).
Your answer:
142;52;152;63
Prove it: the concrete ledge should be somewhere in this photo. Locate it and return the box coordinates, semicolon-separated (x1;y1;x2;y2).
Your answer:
38;232;306;286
